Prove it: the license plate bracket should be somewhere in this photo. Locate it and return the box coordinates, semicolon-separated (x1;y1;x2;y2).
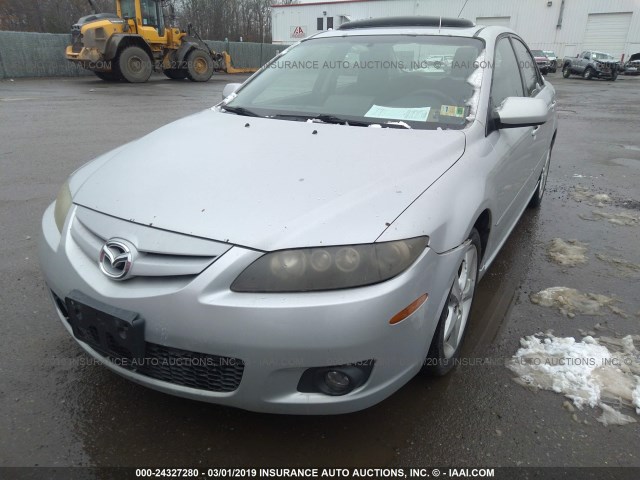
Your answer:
65;290;145;362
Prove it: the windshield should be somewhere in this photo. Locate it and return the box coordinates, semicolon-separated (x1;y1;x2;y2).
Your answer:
543;51;556;57
593;52;614;61
530;50;545;57
119;0;135;18
225;35;484;130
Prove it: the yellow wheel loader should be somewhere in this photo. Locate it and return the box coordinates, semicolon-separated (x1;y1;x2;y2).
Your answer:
66;0;257;82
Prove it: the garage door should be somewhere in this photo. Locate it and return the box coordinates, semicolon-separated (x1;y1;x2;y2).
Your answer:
476;16;511;28
583;12;632;59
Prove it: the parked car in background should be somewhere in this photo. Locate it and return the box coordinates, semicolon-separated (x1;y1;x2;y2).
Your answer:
39;16;557;414
543;50;558;72
622;52;640;75
531;49;551;74
562;50;619;80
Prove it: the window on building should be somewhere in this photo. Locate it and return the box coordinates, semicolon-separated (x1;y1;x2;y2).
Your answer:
317;17;324;30
327;17;334;29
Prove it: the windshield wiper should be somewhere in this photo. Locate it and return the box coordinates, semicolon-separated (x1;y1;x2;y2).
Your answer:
271;113;413;129
221;105;262;117
272;113;378;127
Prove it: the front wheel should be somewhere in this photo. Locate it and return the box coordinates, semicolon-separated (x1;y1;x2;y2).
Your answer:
562;65;571;78
611;71;618;81
118;46;153;83
186;49;214;82
583;67;594;80
423;229;480;376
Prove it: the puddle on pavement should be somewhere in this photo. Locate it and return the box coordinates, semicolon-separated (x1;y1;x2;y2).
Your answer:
595;253;640;278
507;334;640;426
579;209;640;226
530;286;628;318
619;145;640;152
609;158;640;169
547;238;588;266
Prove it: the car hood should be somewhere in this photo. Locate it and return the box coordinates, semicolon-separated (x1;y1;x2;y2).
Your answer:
73;109;466;251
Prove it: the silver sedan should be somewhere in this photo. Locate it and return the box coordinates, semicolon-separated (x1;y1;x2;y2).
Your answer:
39;16;557;414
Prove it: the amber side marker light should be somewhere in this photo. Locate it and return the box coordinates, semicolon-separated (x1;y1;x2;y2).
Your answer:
389;294;428;324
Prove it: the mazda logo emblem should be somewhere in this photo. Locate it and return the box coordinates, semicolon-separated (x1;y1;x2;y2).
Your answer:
99;239;135;280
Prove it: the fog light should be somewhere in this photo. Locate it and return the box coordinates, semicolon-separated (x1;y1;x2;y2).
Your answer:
297;362;375;396
325;370;351;393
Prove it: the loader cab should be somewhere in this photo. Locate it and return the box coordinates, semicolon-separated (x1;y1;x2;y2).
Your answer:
117;0;167;45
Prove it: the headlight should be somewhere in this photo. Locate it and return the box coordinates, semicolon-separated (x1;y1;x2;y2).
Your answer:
231;237;429;293
53;181;72;232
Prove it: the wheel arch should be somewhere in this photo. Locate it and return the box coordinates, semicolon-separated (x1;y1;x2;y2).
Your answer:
105;34;153;62
471;209;491;262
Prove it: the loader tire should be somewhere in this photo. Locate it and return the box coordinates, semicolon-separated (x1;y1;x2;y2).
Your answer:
118;46;153;83
186;49;214;82
164;68;188;80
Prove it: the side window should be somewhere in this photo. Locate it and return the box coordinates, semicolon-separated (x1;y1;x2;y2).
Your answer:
583;52;590;59
140;0;158;26
511;38;542;96
490;37;524;110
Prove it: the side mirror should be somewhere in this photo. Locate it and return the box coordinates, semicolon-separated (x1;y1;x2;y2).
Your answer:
222;83;242;100
495;97;549;129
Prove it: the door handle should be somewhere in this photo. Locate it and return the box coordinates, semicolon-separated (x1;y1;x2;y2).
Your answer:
531;126;540;136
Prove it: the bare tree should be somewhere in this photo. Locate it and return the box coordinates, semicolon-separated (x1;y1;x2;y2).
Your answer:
0;0;276;42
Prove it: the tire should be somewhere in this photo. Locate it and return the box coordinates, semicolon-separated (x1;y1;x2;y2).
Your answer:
611;71;618;81
583;67;594;80
528;144;552;208
94;71;121;82
424;229;481;376
186;49;214;82
164;68;188;80
118;46;153;83
562;65;571;78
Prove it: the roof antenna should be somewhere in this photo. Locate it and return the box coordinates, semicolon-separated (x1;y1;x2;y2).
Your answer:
438;16;442;34
458;0;470;18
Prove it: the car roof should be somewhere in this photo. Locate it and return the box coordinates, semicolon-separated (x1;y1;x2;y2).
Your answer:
311;16;514;41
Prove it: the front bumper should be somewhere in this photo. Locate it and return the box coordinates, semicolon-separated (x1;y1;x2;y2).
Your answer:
39;204;464;414
65;45;111;71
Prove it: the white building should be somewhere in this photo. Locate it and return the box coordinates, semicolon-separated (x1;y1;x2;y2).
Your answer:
271;0;640;60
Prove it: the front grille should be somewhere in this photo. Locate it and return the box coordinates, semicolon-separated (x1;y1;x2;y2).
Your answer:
70;206;231;279
53;293;244;393
137;343;245;392
93;334;244;392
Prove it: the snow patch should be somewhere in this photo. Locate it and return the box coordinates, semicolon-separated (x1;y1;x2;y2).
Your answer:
595;253;640;277
597;403;637;426
547;238;588;266
580;210;640;226
571;185;611;206
508;334;640;425
530;287;621;317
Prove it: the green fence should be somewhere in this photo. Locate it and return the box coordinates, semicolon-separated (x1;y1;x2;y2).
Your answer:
0;31;281;79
